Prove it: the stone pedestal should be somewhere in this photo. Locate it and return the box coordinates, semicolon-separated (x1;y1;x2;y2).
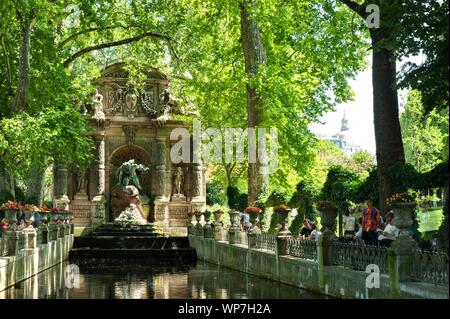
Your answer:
4;230;20;256
37;224;49;245
48;224;59;241
154;198;169;230
91;195;106;228
228;211;241;244
171;194;186;202
23;227;37;249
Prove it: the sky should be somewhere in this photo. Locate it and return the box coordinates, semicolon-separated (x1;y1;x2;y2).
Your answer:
308;54;414;156
309;64;377;155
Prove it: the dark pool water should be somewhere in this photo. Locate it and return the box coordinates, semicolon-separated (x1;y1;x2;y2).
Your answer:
1;260;325;299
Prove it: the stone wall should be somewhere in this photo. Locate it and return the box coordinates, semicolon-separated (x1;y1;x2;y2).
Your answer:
189;236;448;299
0;224;74;293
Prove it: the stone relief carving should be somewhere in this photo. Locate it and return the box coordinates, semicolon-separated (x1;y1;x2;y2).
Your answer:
107;83;124;113
140;85;156;115
123;125;137;146
124;90;138;118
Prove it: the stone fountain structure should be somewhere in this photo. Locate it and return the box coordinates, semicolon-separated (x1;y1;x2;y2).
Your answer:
52;63;206;237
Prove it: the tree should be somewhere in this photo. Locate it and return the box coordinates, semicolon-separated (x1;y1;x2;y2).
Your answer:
0;0;181;203
338;0;406;213
397;1;449;115
172;0;367;205
400;90;448;173
321;165;360;236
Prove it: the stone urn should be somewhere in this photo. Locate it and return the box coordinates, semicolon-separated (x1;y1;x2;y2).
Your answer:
246;207;262;234
4;209;20;225
228;210;241;231
213;210;224;225
274;207;291;236
50;212;60;223
186;212;195;235
203;211;214;238
194;211;204;235
318;206;338;231
38;211;49;224
392;201;417;238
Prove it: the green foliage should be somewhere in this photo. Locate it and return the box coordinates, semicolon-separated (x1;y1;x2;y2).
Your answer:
226;186;247;211
389;162;421;194
289;210;305;237
206;180;227;206
321;165;360;212
397;1;449;115
0;191;14;204
0;109;94;179
400;90;449;173
289;180;319;222
265;190;289;207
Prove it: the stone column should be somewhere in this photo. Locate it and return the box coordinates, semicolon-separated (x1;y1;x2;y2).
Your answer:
91;133;106;227
154;139;169;230
388;202;420;297
53;159;70;210
191;161;205;213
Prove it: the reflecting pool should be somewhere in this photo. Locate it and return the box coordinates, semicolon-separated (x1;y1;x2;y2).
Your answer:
1;260;325;299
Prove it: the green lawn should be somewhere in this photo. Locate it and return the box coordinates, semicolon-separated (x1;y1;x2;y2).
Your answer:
417;207;444;233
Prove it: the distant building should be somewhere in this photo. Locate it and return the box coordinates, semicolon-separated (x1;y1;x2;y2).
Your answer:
319;113;361;156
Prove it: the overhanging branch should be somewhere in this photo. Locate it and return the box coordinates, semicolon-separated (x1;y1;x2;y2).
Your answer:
338;0;367;19
62;31;172;68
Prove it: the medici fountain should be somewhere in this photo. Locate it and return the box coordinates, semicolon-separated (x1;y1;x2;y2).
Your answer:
51;63;205;264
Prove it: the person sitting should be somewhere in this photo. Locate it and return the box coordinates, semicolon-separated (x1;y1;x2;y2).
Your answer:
378;211;399;247
240;213;252;231
300;218;311;239
17;219;26;231
343;209;357;242
308;222;321;241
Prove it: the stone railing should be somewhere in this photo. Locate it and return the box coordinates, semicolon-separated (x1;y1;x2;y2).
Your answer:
286;238;317;261
188;210;449;299
330;241;389;274
412;250;449;286
0;222;74;291
253;233;276;252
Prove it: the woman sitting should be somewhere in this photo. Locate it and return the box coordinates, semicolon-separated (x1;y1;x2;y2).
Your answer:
378;211;399;247
308;222;322;241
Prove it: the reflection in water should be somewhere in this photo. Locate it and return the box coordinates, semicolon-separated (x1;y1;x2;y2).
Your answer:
1;261;324;299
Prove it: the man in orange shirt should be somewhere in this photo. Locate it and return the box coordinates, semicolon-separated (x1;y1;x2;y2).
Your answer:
361;197;381;245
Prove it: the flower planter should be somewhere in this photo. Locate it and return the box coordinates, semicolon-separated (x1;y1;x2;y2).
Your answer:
318;207;338;230
213;210;224;224
4;209;20;224
194;211;204;236
275;208;291;235
38;211;49;224
391;201;417;237
203;211;214;238
228;210;241;231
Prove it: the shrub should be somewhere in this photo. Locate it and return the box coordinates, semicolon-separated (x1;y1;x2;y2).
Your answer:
206;180;227;206
321;165;360;212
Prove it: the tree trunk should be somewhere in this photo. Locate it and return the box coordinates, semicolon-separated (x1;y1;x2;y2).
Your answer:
11;14;36;115
371;29;405;214
25;165;46;206
0;159;15;198
240;0;269;205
